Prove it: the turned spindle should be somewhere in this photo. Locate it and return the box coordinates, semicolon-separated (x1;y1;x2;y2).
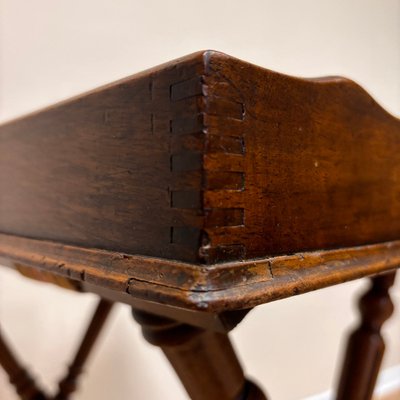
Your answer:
336;271;397;400
53;299;113;400
132;309;267;400
0;327;47;400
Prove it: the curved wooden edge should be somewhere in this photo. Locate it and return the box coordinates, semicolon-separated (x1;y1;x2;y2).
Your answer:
203;50;400;263
2;50;400;265
205;50;400;121
2;50;397;127
0;233;399;313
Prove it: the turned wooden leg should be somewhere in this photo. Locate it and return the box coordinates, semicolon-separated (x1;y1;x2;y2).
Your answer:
53;299;113;400
132;309;266;400
0;327;47;400
336;271;397;400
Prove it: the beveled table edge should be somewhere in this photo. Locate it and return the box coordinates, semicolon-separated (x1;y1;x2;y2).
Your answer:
0;233;399;312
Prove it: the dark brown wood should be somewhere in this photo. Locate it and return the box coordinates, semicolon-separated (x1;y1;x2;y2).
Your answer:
0;53;206;264
132;309;267;400
2;233;400;312
54;299;113;400
82;281;250;332
201;53;400;263
15;263;81;291
0;326;47;400
1;50;400;400
336;271;396;400
1;51;400;265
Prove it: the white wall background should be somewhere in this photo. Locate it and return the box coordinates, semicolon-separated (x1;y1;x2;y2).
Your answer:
0;1;400;399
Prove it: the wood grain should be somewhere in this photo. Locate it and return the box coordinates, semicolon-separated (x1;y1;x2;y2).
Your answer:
1;51;400;265
0;53;206;263
202;52;400;262
1;233;399;312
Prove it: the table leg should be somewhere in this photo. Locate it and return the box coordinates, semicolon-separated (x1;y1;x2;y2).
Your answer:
0;326;47;400
53;299;113;400
336;271;397;400
132;309;266;400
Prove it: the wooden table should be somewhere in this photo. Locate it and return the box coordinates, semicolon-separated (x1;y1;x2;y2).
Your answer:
0;50;399;400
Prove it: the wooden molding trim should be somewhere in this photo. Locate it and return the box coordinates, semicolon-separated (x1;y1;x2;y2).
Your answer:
1;233;399;312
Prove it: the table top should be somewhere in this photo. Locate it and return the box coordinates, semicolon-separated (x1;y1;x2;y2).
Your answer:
1;233;400;314
1;50;399;314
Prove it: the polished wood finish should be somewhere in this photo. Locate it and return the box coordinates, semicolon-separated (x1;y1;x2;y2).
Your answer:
81;281;250;333
54;299;113;400
0;327;47;400
0;53;205;264
1;51;400;265
132;309;267;400
1;233;400;312
1;51;400;399
202;53;400;263
336;272;396;400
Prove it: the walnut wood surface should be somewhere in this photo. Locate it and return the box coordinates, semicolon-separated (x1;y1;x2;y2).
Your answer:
132;309;267;400
1;51;400;265
336;272;396;400
2;50;400;400
0;53;206;263
1;233;399;312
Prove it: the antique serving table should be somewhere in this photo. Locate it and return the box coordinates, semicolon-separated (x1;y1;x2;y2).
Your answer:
0;51;399;400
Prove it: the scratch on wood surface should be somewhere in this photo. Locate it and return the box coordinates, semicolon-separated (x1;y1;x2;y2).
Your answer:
267;260;274;278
